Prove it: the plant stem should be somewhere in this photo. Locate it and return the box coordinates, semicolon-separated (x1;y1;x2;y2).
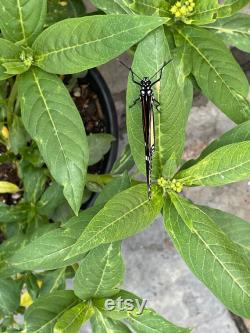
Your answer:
7;78;18;127
86;173;142;186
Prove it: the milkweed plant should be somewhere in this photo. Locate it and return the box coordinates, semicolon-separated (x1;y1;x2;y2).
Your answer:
0;0;250;332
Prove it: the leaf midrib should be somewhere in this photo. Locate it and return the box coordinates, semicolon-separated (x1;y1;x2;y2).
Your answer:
31;69;76;208
176;27;245;112
17;0;26;42
179;152;250;184
35;21;162;61
26;298;78;333
74;195;149;250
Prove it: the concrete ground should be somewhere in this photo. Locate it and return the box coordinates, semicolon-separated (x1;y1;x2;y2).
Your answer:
82;2;250;332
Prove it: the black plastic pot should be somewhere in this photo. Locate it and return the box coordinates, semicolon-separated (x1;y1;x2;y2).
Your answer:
86;68;119;171
81;68;119;206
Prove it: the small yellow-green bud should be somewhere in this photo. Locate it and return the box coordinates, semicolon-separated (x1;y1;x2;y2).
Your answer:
176;1;182;7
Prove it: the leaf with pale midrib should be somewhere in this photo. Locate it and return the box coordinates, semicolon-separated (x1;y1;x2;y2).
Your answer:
23;290;79;333
0;0;47;45
33;15;168;74
18;67;88;214
164;196;250;318
91;309;132;333
176;141;250;186
175;25;250;124
66;184;163;260
74;242;124;300
200;205;250;259
205;13;250;53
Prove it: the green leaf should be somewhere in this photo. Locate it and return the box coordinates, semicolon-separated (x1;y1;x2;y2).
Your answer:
168;192;193;230
9;115;29;154
197;120;250;161
162;153;178;179
7;206;102;272
2;61;30;75
127;26;187;177
90;0;128;13
188;0;250;25
74;242;124;300
130;0;170;16
163;197;250;318
47;0;86;26
18;67;89;215
217;0;250;18
176;141;250;186
91;309;132;333
19;161;47;203
175;25;250;124
0;0;47;45
111;144;135;175
66;184;163;260
39;268;66;295
205;13;250;53
0;39;23;80
55;302;94;333
0;181;19;194
23;290;79;333
0;202;29;224
186;0;219;25
0;278;21;314
127;308;190;333
88;133;115;166
33;15;168;74
8;227;87;272
95;172;131;206
200;206;250;259
37;182;65;219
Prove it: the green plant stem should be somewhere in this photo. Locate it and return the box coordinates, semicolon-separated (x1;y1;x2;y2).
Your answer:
86;173;141;186
7;79;18;127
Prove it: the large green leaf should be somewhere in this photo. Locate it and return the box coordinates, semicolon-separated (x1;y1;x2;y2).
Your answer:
188;0;250;25
66;184;163;260
0;0;47;45
164;196;250;318
127;26;187;177
0;278;21;314
18;68;89;214
23;290;79;333
8;227;87;272
74;242;124;300
175;25;250;124
127;308;191;333
200;206;250;259
55;302;94;333
176;141;250;186
91;309;132;333
33;15;167;74
205;13;250;53
0;39;24;80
